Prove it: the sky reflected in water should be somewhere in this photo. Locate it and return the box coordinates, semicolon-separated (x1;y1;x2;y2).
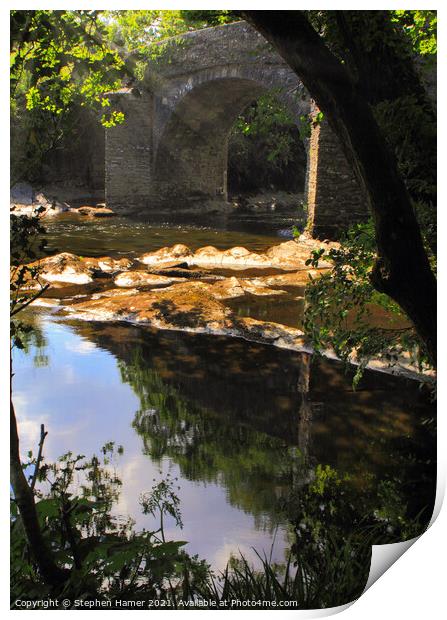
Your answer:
12;319;292;571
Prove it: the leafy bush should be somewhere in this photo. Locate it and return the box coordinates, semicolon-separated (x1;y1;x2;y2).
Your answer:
10;211;50;350
11;444;210;606
11;10;126;183
303;220;433;386
12;436;432;608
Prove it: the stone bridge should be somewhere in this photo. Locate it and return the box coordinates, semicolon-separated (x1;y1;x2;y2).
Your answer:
105;21;367;238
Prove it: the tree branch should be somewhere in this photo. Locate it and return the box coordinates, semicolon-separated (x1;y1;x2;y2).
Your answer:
30;424;48;492
11;283;50;317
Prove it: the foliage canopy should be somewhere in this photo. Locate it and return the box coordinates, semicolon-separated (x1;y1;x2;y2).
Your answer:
10;10;126;183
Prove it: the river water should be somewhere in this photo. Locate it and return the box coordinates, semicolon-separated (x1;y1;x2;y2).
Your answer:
13;213;436;577
41;211;288;258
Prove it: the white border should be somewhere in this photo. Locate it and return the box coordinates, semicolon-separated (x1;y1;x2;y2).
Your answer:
3;2;445;618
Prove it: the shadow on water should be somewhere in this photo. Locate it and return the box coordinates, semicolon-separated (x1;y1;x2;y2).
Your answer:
226;289;306;328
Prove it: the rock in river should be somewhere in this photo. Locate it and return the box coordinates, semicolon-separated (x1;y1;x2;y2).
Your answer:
193;245;272;268
69;282;233;329
30;252;95;284
76;205;116;217
246;269;324;289
137;239;336;271
83;256;134;273
139;244;193;265
207;277;246;300
114;271;182;288
66;281;307;349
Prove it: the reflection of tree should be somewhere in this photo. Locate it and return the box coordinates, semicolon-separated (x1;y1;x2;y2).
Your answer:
69;321;436;547
121;339;435;599
285;356;435;590
288;352;435;573
296;353;312;466
13;312;49;368
120;348;308;531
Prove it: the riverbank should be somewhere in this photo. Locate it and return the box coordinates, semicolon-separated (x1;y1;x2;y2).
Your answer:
10;182;305;225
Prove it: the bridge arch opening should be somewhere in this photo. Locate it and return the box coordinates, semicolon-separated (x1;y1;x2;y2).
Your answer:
152;77;307;210
227;94;306;197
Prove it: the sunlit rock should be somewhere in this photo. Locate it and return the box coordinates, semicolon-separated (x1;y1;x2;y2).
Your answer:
207;277;286;299
136;240;334;272
31;252;95;284
222;247;271;268
138;244;272;269
240;281;287;296
220;246;252;264
65;281;307;351
208;277;246;300
266;239;335;269
247;269;324;288
237;317;307;350
10;204;42;218
189;245;223;265
192;245;272;268
68;282;233;331
114;271;182;288
10;201;68;218
76;205;115;217
97;257;133;272
139;244;193;265
267;240;310;268
34;192;70;213
90;288;139;300
29;297;63;308
10;186;72;217
83;256;133;273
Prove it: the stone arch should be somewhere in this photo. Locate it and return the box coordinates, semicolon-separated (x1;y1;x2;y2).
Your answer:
151;74;308;209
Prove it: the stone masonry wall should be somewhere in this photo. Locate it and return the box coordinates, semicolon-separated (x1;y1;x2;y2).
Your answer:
38;107;105;195
306;116;368;239
152;130;228;208
105;91;154;212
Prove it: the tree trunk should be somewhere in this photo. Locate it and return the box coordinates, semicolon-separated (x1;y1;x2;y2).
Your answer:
243;11;436;366
10;398;68;587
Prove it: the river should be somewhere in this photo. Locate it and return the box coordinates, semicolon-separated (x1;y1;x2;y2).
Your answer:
12;212;436;578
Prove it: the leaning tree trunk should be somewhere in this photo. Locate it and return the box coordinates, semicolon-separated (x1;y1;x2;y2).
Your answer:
243;11;436;367
10;397;68;587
